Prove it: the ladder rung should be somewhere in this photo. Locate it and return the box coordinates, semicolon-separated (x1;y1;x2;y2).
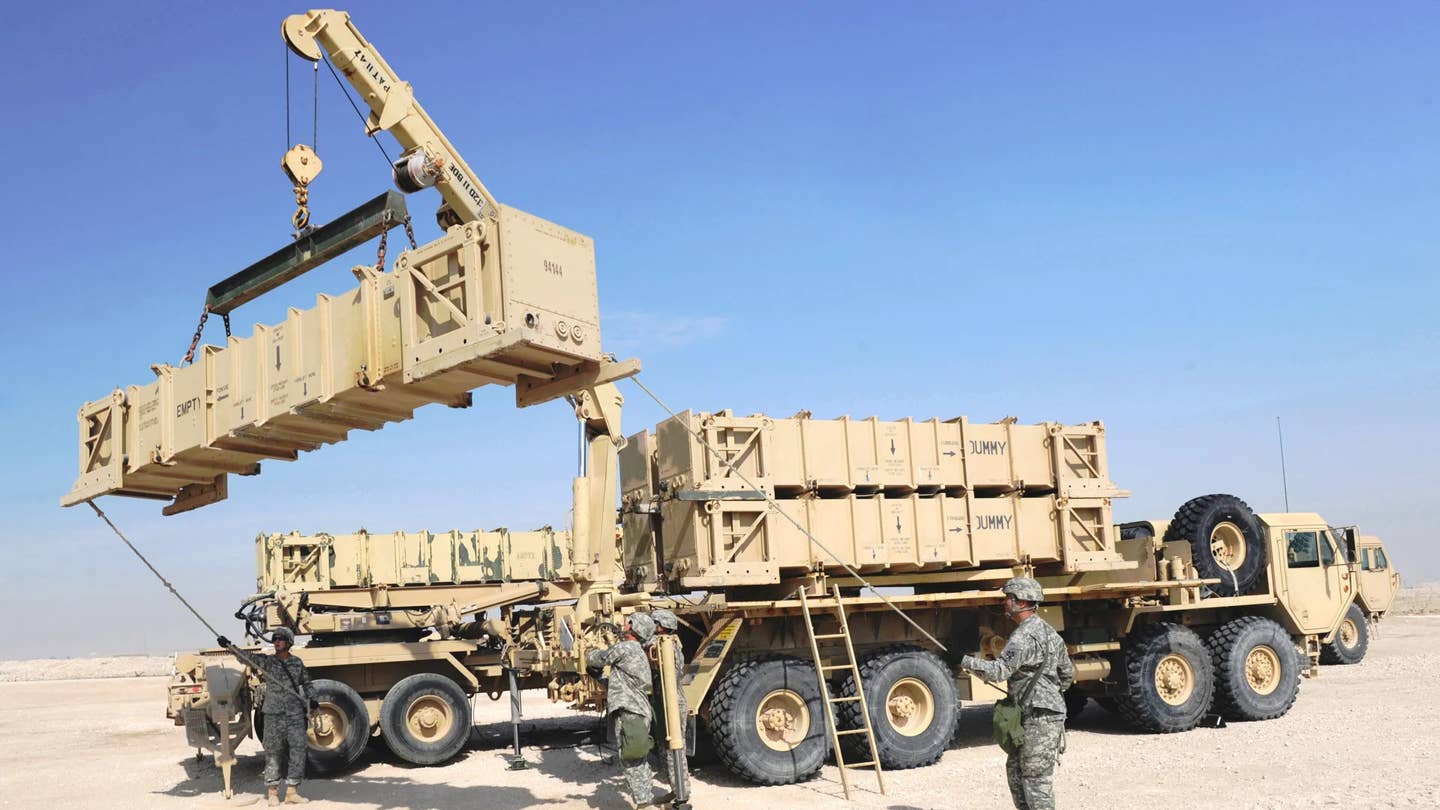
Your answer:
812;633;847;640
821;664;854;672
845;760;877;768
828;695;862;703
835;728;870;736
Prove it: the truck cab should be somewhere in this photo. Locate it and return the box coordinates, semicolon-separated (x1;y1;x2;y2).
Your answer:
1259;513;1356;640
1351;534;1401;618
1140;511;1360;657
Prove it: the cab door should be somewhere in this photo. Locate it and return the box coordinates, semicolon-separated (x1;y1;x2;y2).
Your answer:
1278;527;1351;635
1357;540;1400;614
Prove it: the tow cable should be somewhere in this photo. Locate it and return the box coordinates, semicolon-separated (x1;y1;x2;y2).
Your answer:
84;500;311;709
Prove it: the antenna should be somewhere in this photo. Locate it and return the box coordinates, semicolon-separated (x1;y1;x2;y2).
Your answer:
1276;416;1290;511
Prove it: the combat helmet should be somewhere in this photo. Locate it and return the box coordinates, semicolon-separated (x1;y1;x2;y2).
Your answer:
272;626;296;644
627;612;655;643
1001;576;1044;604
651;609;678;634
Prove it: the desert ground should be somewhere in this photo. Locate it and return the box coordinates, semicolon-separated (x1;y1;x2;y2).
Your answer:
2;613;1437;810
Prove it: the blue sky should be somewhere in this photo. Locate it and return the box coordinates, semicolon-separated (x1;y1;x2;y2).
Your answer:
1;2;1435;658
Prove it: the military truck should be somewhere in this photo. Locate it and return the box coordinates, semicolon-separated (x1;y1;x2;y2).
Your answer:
610;411;1379;784
164;408;1382;789
63;9;1395;798
1326;530;1402;662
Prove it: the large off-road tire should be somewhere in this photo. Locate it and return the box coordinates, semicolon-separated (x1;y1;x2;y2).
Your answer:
1207;616;1301;721
707;656;828;785
379;673;472;766
1320;603;1370;665
1116;623;1214;733
836;645;958;770
304;679;371;774
1162;494;1266;596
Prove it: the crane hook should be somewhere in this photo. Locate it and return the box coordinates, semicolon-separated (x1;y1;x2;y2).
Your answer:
282;144;323;237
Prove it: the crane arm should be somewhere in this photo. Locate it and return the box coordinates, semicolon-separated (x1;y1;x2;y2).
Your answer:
283;9;500;225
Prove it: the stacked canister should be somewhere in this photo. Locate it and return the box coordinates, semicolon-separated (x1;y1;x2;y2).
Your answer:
620;411;1130;588
63;216;603;512
256;527;572;592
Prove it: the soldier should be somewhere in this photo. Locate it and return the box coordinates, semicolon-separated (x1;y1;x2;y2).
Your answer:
218;627;316;806
587;612;672;809
647;609;688;790
960;577;1075;810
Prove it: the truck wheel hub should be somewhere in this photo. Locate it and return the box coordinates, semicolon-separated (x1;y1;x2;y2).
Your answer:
1154;654;1194;705
755;689;809;752
307;706;346;751
406;696;452;740
884;677;935;736
1210;522;1247;569
760;708;792;732
1244;645;1281;695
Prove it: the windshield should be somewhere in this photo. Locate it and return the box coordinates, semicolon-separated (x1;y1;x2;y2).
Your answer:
1327;526;1354;563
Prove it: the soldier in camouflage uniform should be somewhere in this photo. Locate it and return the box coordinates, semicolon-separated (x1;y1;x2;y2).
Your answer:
219;627;315;806
587;612;671;808
647;609;688;792
961;577;1075;810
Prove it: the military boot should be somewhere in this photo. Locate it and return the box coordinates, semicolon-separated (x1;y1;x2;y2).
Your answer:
266;786;280;806
284;786;309;804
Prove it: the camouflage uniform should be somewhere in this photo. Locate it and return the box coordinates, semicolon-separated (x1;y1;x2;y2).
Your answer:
588;614;657;807
962;615;1075;810
254;651;312;789
647;610;687;790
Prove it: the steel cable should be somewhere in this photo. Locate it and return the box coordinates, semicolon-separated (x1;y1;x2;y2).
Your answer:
85;501;309;705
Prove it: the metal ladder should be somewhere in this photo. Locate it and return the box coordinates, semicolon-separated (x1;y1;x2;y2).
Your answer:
799;583;886;800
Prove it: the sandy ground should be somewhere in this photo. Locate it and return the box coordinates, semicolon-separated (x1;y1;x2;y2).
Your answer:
2;616;1437;810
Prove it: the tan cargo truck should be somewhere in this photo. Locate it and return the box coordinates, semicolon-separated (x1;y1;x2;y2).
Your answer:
52;9;1395;799
164;415;1381;788
611;413;1382;784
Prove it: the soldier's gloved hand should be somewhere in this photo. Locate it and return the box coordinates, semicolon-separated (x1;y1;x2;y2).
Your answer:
216;635;232;648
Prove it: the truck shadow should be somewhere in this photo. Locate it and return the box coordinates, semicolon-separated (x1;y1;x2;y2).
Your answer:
1057;703;1140;736
502;720;904;803
289;774;559;809
158;755;560;809
488;736;666;808
471;712;606;752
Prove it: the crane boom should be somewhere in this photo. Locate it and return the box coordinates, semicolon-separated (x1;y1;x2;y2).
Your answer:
63;11;637;516
283;9;500;225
